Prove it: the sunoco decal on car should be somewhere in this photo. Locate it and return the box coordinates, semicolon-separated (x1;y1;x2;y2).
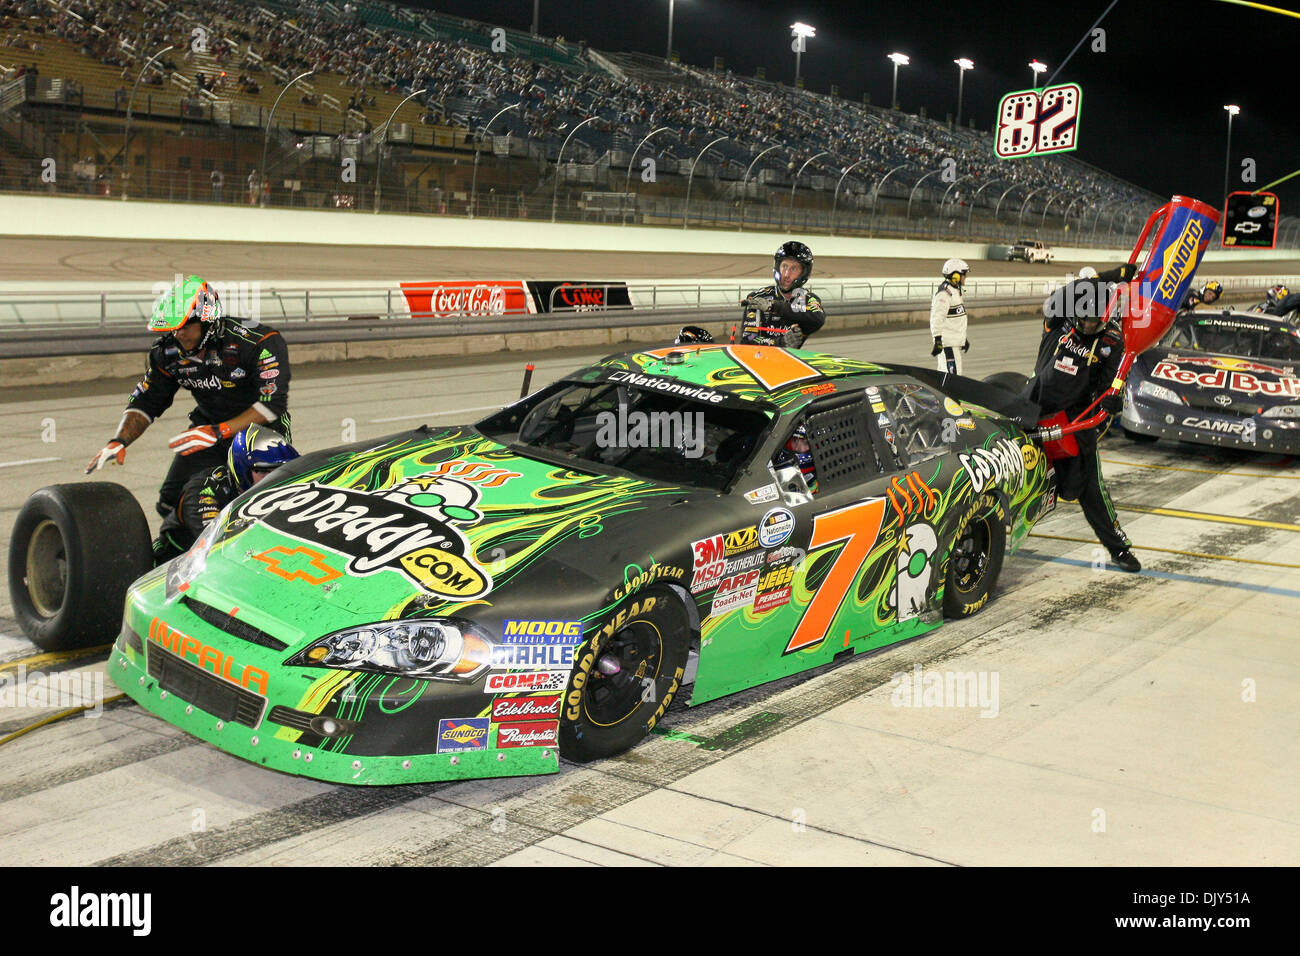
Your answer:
235;474;491;598
958;438;1026;494
436;718;490;753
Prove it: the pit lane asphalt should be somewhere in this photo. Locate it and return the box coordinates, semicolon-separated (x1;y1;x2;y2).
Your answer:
1;316;1297;866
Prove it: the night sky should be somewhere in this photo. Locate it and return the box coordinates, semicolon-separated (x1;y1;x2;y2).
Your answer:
400;0;1297;210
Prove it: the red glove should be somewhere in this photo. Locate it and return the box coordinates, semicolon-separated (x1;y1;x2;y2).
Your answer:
85;440;126;474
168;422;233;456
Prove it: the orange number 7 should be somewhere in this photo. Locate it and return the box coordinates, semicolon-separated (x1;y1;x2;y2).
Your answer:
784;498;887;654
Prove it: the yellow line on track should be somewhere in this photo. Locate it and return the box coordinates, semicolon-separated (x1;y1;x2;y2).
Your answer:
0;644;112;676
1101;458;1300;480
1116;503;1300;532
0;695;127;747
1029;532;1300;568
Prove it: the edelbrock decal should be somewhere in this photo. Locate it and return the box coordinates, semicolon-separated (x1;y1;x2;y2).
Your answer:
236;474;490;598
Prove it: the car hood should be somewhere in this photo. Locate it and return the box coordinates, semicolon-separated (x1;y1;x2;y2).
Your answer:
183;427;694;649
1137;348;1300;412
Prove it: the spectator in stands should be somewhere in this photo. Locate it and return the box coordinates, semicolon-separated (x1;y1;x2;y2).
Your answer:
247;167;260;205
210;168;224;203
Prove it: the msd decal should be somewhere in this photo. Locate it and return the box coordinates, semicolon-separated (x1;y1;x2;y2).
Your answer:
691;534;727;592
1151;361;1300;398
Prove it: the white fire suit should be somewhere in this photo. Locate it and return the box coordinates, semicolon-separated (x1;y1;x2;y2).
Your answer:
930;279;968;374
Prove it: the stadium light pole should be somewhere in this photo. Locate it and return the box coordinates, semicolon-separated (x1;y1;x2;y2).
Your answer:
375;88;429;214
551;115;598;222
1029;59;1046;89
468;101;519;218
123;44;173;201
789;150;828;227
261;69;315;209
1224;104;1240;204
888;53;909;110
532;0;539;34
624;125;673;225
791;22;815;87
831;158;869;236
666;0;681;63
683;135;729;228
739;143;785;231
953;58;973;128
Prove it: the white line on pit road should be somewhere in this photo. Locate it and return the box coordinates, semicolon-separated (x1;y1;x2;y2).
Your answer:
0;457;61;469
371;404;505;423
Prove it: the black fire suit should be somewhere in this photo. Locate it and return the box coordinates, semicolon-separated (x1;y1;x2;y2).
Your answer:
740;285;826;346
126;319;291;515
1026;270;1131;556
152;463;242;565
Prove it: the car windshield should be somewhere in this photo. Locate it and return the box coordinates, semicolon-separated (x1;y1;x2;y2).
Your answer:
1165;319;1300;363
477;380;772;491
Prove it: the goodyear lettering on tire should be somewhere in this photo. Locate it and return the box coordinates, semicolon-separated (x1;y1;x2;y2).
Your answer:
565;596;658;722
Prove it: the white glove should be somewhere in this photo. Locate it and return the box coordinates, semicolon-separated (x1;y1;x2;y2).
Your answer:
168;424;226;456
85;440;126;474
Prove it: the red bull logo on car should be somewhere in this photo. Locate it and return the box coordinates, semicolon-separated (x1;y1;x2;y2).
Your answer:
1151;361;1300;397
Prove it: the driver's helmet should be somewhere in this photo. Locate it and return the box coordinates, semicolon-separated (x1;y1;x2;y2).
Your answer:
675;325;714;345
228;424;299;491
942;257;970;286
1200;279;1222;302
773;240;814;292
775;425;818;494
149;275;223;358
1266;284;1290;306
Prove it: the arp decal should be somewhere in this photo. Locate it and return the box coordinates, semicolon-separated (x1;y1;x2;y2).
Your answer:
436;718;490;753
785;498;888;653
888;524;939;623
710;570;760;616
235;474;491;598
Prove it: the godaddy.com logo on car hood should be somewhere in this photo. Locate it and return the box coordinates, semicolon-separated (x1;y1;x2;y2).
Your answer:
233;474;491;598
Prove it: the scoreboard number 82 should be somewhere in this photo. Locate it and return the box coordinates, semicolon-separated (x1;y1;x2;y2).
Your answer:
995;84;1082;159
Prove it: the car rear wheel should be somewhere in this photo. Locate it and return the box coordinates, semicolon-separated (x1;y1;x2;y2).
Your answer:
8;483;153;651
560;586;690;762
943;495;1007;618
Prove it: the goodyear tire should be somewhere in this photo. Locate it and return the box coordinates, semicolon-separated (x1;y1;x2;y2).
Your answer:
8;483;152;651
942;494;1007;619
982;371;1030;395
559;586;690;762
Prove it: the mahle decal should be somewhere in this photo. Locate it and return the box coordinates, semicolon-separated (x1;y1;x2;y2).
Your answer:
236;474;491;598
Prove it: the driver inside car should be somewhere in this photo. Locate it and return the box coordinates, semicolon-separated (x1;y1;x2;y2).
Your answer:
772;424;818;496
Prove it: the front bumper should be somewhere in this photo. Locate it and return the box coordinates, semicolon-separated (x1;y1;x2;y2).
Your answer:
109;578;559;785
1122;392;1300;454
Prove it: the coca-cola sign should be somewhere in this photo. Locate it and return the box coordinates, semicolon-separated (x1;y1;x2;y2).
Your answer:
401;281;530;318
490;694;561;722
495;721;559;748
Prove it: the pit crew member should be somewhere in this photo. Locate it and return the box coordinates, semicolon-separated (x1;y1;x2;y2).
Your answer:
740;241;826;347
930;258;969;374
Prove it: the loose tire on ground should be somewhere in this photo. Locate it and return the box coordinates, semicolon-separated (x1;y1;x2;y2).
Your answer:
560;586;691;762
943;494;1007;618
8;483;153;651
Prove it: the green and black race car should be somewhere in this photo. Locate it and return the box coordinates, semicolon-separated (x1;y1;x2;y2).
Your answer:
11;344;1055;784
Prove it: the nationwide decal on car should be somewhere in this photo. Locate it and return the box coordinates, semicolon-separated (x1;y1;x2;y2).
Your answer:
495;721;559;748
605;370;727;404
958;437;1027;494
1150;361;1300;398
710;569;760;616
483;670;571;693
234;474;491;598
501;620;584;645
436;717;490;753
489;694;562;722
758;507;794;547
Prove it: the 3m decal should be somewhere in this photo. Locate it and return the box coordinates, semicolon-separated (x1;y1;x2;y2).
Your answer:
784;498;887;653
690;534;727;592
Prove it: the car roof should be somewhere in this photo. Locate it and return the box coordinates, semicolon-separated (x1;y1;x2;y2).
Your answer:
585;344;890;405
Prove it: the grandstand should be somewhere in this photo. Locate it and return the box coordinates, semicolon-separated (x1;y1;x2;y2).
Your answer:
1;0;1276;245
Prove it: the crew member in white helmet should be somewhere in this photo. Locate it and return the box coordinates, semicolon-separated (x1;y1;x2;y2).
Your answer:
930;258;970;374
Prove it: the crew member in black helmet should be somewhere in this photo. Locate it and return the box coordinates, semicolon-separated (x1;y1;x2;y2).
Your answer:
739;240;826;347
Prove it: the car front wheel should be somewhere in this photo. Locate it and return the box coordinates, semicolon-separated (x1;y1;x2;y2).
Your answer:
943;494;1007;618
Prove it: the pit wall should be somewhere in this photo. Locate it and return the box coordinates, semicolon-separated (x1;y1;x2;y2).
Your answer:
4;194;1296;262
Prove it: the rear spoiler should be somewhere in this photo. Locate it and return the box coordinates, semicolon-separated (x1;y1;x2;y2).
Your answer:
879;364;1042;430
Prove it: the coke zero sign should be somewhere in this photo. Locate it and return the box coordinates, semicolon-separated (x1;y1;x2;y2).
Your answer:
526;280;632;314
